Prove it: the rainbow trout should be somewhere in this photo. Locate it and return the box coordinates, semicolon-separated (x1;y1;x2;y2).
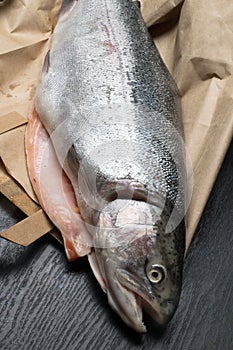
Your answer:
35;0;187;332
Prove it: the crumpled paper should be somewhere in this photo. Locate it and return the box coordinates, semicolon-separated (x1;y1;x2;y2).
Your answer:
0;0;232;251
0;0;62;200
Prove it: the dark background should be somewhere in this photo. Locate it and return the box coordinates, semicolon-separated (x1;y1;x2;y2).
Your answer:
0;141;232;350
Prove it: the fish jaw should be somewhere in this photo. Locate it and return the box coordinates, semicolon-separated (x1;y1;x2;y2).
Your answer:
90;199;185;332
88;250;146;333
105;259;146;333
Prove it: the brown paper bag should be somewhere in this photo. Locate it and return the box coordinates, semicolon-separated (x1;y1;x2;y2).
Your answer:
0;0;232;251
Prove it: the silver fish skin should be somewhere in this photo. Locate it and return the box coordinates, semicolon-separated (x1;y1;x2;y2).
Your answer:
36;0;187;332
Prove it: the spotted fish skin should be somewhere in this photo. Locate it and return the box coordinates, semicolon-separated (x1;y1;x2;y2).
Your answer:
35;0;187;332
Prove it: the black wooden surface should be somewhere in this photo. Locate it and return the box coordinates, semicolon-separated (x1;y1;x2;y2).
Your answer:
0;141;232;350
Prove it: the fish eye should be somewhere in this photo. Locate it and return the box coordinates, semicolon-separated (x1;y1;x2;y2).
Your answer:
146;264;166;284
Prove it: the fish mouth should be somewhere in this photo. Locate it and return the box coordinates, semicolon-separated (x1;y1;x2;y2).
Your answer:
88;251;146;333
115;269;176;330
107;281;146;333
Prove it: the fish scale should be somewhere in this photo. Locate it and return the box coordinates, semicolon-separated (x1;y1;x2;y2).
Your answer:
37;1;185;207
34;0;187;333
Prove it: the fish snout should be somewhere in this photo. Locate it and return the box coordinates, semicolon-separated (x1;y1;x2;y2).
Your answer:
116;268;180;328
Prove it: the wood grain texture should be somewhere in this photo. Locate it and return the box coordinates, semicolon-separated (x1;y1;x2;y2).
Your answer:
0;141;233;350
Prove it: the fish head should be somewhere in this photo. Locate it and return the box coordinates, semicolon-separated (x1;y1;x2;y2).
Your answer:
90;198;185;332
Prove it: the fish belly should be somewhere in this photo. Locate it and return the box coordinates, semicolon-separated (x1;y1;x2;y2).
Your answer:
26;110;91;260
